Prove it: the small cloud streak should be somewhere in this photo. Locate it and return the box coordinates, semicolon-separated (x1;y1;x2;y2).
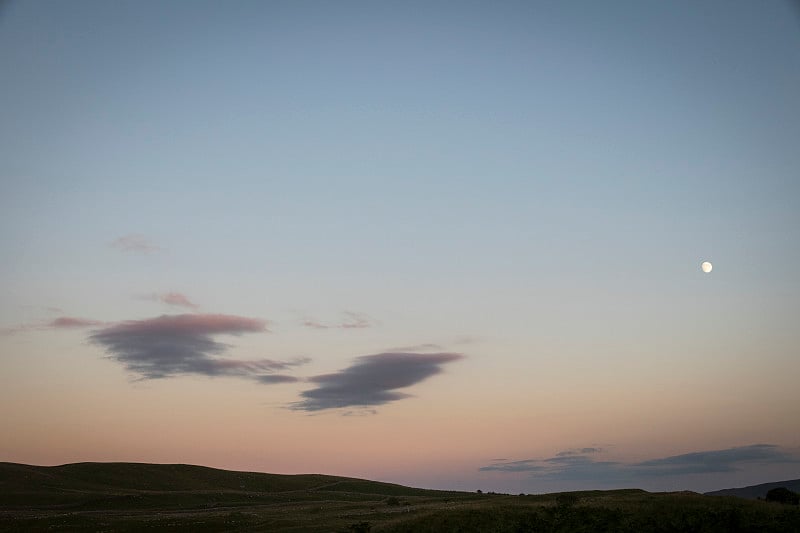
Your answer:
2;315;104;334
88;314;307;383
339;311;371;329
110;234;162;254
301;312;374;330
291;352;464;412
480;444;800;483
387;343;443;352
480;459;548;473
49;317;105;328
145;291;199;310
302;320;329;330
556;447;603;457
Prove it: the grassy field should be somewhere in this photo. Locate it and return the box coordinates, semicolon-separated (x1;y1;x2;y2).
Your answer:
1;462;799;532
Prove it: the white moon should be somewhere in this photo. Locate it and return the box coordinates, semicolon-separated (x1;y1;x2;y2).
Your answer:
701;261;713;273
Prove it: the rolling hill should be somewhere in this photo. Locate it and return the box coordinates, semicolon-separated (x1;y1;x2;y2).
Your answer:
705;479;800;500
1;462;799;532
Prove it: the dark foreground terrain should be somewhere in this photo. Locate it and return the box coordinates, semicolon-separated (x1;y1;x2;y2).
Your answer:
1;462;798;532
705;478;800;500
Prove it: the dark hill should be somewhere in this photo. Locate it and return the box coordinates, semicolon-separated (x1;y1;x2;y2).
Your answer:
0;461;458;503
2;462;799;532
0;461;342;493
705;479;800;499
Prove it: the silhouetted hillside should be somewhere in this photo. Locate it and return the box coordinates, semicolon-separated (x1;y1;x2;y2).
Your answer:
705;479;800;499
2;462;799;532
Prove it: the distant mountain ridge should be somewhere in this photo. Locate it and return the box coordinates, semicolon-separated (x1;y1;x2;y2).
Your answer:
705;479;800;499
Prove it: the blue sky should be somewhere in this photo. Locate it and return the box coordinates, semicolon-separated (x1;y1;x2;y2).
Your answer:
1;0;799;493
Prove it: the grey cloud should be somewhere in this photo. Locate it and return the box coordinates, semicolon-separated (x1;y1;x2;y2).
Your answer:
480;459;546;473
556;447;603;457
256;374;301;384
538;458;627;482
480;444;800;482
89;314;305;383
342;409;378;417
631;444;800;476
546;455;599;465
291;352;464;412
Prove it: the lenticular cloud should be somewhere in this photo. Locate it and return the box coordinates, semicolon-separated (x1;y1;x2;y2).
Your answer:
292;352;464;411
89;314;303;382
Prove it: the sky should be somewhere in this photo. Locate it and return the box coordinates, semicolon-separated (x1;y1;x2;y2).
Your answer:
1;0;799;495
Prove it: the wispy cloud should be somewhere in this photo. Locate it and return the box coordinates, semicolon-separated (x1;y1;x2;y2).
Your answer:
291;352;464;412
387;343;443;352
2;316;104;334
339;311;372;329
110;234;162;254
480;445;800;483
143;291;200;310
301;311;374;330
480;459;549;473
88;314;307;382
453;335;481;345
556;447;604;457
49;317;105;328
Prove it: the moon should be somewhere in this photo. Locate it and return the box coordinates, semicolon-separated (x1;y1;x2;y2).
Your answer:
701;261;713;273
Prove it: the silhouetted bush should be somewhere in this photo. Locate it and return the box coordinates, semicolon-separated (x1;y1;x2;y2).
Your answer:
386;496;401;506
766;487;799;505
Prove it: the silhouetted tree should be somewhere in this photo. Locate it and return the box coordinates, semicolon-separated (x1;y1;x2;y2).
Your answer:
765;487;799;505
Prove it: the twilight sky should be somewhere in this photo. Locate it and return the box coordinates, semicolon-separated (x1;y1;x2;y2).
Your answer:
1;0;799;494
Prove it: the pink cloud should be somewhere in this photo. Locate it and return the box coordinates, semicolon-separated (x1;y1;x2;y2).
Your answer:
49;317;105;328
302;320;329;330
1;316;104;334
100;314;267;337
110;234;161;254
161;292;198;309
155;292;199;310
301;311;374;330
